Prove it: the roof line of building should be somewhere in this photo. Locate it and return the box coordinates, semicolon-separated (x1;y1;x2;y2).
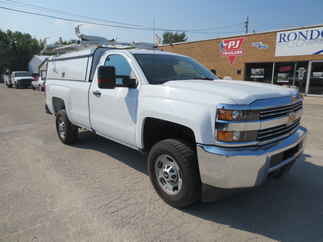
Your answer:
160;23;323;47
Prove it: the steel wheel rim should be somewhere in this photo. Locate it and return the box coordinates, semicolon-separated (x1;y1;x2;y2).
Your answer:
154;154;183;195
57;118;66;139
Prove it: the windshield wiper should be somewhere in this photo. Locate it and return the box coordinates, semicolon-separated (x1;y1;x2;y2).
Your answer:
190;77;214;80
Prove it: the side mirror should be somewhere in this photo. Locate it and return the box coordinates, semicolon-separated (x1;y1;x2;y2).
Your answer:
98;66;116;89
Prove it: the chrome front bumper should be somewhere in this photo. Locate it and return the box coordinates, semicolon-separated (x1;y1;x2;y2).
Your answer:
197;126;307;189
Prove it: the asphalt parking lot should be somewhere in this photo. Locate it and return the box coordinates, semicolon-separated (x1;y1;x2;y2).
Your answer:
0;86;323;242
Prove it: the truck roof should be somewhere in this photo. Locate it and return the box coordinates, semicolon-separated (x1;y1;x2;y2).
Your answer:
49;47;182;61
127;49;179;55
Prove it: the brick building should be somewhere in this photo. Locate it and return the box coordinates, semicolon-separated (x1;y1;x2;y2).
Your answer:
160;24;323;96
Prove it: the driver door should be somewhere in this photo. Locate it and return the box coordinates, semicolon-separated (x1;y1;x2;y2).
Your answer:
90;53;139;147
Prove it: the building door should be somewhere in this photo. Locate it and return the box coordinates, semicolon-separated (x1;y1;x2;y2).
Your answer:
294;62;308;93
307;61;323;95
273;62;294;86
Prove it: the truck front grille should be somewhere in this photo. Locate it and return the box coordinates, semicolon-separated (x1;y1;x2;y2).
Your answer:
257;119;300;142
259;101;303;120
20;79;32;84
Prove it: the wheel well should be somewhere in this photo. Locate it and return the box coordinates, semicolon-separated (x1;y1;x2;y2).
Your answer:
52;97;65;114
143;118;196;152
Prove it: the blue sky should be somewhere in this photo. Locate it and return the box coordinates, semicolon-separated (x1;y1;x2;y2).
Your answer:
0;0;322;44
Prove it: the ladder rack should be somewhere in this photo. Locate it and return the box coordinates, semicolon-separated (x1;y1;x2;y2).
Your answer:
44;25;158;55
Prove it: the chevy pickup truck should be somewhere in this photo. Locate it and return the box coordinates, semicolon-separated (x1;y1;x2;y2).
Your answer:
45;46;307;208
11;71;33;89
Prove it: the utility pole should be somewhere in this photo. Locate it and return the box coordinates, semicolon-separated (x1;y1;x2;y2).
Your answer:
244;16;249;34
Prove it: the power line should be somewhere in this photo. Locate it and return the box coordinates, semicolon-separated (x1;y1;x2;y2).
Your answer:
185;23;243;32
0;1;244;34
4;0;312;36
0;6;157;31
2;0;143;27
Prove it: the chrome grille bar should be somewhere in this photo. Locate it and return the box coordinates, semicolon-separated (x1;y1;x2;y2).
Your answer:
259;101;303;120
258;119;300;141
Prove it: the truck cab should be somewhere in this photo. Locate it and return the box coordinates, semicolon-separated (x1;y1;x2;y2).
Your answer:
46;46;307;208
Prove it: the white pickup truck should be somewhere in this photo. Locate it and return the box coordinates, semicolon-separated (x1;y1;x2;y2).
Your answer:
45;46;307;208
11;71;34;88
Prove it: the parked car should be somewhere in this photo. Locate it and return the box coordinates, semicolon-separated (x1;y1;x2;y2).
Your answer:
32;79;45;91
11;71;33;89
32;71;47;91
45;47;307;208
31;74;45;91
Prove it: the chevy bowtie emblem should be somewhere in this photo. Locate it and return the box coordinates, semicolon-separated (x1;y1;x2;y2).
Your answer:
292;96;299;102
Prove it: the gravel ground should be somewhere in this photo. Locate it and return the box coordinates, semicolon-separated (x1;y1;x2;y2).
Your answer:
0;85;323;242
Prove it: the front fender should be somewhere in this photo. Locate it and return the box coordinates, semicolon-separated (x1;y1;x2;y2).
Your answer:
137;96;215;148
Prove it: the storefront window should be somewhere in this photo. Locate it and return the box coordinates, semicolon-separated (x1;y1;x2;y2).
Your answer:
273;62;294;86
308;62;323;95
245;63;273;83
244;61;323;94
245;62;307;93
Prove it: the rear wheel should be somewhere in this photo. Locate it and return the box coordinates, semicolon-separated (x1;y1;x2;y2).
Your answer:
148;139;201;208
55;110;79;145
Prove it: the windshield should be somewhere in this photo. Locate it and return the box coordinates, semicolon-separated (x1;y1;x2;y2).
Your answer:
14;72;31;77
134;54;218;84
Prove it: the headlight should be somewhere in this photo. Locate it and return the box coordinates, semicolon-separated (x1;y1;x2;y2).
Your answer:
217;130;257;142
217;109;259;121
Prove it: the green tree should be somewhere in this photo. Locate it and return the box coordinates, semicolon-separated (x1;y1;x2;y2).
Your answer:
0;29;43;73
162;32;188;44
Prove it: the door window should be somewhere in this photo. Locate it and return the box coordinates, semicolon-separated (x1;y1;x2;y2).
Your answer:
104;54;132;85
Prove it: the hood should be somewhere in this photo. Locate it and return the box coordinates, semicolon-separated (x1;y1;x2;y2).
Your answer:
163;79;298;105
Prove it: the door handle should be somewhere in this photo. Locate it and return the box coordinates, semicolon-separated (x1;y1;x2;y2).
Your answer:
92;90;102;97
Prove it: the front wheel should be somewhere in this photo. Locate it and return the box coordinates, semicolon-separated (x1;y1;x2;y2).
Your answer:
148;139;201;208
55;110;79;145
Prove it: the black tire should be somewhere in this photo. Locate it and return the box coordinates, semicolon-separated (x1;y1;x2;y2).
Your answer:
148;139;201;208
55;110;79;145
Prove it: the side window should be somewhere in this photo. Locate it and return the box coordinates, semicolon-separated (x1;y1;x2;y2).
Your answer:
104;54;132;85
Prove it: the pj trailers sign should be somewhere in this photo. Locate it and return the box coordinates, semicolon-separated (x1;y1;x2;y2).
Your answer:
220;37;245;64
276;26;323;56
